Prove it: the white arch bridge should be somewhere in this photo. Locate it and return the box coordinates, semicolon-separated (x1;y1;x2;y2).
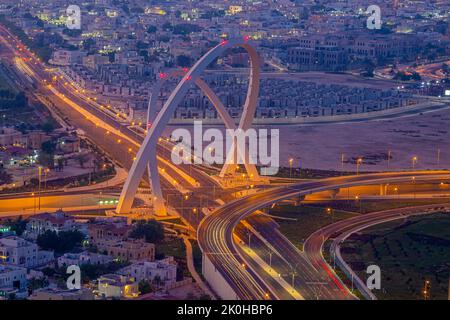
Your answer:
116;37;262;215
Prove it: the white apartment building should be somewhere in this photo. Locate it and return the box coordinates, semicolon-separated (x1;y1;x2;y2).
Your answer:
118;256;177;288
96;274;139;299
57;251;113;268
25;211;77;239
0;265;27;292
0;236;54;268
29;287;94;300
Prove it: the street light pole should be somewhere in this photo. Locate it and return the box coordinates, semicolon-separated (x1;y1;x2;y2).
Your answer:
387;150;391;169
268;250;273;267
326;207;333;223
356;158;362;175
38;166;42;210
412;156;418;169
289;158;293;178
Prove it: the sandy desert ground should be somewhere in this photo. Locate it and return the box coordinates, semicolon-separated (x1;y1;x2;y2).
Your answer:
164;105;450;173
274;106;450;172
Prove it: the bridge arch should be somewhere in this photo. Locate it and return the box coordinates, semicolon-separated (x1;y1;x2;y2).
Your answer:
117;38;261;215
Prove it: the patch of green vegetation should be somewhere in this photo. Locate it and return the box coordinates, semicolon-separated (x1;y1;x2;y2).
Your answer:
0;64;14;91
0;15;60;62
156;237;186;260
0;64;28;110
270;205;358;250
272;167;356;179
341;213;450;300
0;166;116;195
156;237;191;278
129;219;164;243
306;198;450;214
42;261;130;284
190;240;203;275
2;216;27;235
37;230;84;253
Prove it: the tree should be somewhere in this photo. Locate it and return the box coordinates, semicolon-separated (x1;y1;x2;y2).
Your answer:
41;140;56;154
57;158;64;172
4;216;27;236
37;230;59;250
162;22;173;32
82;38;96;52
0;168;12;185
41;120;56;134
176;55;192;67
28;277;49;291
37;230;85;253
129;220;164;243
146;25;157;34
411;72;422;81
76;154;89;168
138;280;153;294
62;28;82;37
136;41;149;50
172;24;202;36
38;152;54;168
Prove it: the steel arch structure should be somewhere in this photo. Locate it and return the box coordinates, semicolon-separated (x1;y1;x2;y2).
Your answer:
117;38;261;215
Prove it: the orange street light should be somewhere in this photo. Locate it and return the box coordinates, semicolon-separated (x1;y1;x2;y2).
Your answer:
289;158;294;178
412;156;418;169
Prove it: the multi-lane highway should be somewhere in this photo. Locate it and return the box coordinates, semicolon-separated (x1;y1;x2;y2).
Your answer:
198;171;450;300
0;24;225;223
2;23;450;301
304;202;450;299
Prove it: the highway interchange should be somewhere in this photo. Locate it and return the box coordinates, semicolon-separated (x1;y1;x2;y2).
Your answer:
1;24;449;300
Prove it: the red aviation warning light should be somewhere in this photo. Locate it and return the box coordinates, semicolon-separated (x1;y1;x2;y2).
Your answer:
159;72;167;79
220;39;228;46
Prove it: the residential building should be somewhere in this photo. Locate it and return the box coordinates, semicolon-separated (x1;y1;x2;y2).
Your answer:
29;288;94;300
87;221;132;246
25;211;77;240
0;127;49;149
96;274;139;299
96;239;155;262
0;225;15;237
118;256;177;288
0;265;27;293
0;236;54;268
57;251;113;268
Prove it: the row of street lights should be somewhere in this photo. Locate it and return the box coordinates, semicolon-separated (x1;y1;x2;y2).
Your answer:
341;154;421;174
339;149;444;173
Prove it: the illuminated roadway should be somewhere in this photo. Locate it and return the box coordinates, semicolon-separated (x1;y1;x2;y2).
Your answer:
0;24;222;221
198;171;450;300
304;202;450;299
2;24;450;300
